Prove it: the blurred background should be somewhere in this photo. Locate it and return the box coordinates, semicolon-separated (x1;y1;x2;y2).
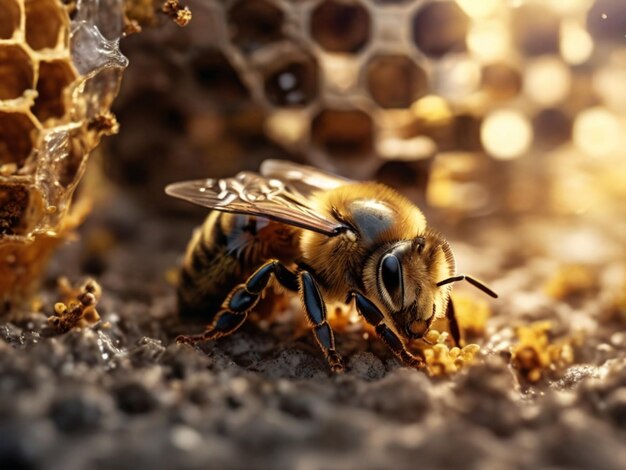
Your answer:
105;0;626;225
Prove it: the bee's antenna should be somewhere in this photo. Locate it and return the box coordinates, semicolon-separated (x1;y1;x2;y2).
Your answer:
437;275;498;298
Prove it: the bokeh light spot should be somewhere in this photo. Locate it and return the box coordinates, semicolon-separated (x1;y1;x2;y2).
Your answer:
573;107;622;157
481;109;532;160
560;21;594;65
524;57;571;106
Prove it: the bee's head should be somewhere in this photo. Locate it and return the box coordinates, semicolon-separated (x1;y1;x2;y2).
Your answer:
363;231;456;340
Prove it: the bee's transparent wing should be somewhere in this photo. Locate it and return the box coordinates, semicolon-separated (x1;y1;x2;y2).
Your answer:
260;159;353;195
165;172;344;236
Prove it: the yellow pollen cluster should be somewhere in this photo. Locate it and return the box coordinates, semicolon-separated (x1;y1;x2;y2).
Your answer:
511;321;579;383
420;329;481;377
544;264;597;300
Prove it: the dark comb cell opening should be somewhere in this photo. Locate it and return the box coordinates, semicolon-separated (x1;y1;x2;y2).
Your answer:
451;114;482;152
25;0;66;51
0;0;20;40
367;55;428;108
412;2;468;58
0;45;35;100
587;0;626;44
0;184;30;236
228;0;284;54
312;109;373;160
264;58;318;107
32;60;77;123
311;0;371;53
376;160;431;195
0;111;37;169
191;48;249;104
533;109;572;151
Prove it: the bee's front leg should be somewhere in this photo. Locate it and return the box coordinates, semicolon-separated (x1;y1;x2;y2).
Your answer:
299;271;344;373
351;292;426;370
176;260;298;345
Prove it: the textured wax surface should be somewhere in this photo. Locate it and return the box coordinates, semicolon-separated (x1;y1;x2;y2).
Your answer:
0;0;127;300
1;193;624;469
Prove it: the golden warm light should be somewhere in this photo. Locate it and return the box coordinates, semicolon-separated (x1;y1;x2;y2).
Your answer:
320;54;359;92
467;20;510;62
411;95;453;123
435;55;481;101
573;107;622;157
377;136;436;160
524;57;571;106
427;153;490;212
456;0;501;18
481;109;533;159
594;63;626;112
265;110;309;147
560;21;594;65
546;0;594;14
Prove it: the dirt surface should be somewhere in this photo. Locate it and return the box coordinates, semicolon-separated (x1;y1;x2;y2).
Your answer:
1;194;625;470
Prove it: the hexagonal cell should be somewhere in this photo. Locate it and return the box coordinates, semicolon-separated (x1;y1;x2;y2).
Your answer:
105;90;186;188
32;60;77;123
25;0;67;51
0;111;38;168
512;5;559;57
376;160;431;196
587;0;626;44
311;0;371;54
0;45;35;100
311;109;373;160
412;2;468;58
452;114;482;152
532;108;572;151
191;48;249;103
0;0;20;40
264;57;318;107
481;63;522;101
228;0;284;54
0;184;30;236
366;55;428;108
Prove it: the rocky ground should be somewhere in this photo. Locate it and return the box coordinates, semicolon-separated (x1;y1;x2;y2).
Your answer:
1;194;625;470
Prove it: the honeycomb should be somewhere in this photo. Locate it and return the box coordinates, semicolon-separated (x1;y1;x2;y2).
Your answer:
0;0;127;303
105;0;626;223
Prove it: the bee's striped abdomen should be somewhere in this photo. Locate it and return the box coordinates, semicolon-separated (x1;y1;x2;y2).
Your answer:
178;212;242;319
178;211;299;319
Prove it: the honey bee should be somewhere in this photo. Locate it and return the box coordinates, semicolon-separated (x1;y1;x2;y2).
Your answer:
166;160;497;373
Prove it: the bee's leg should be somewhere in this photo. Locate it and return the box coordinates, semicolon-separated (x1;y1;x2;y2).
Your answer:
352;292;425;369
419;315;438;346
177;260;298;344
176;310;248;344
445;299;462;347
299;271;344;373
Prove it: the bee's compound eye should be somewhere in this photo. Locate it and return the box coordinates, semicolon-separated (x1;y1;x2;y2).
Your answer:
381;254;403;300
